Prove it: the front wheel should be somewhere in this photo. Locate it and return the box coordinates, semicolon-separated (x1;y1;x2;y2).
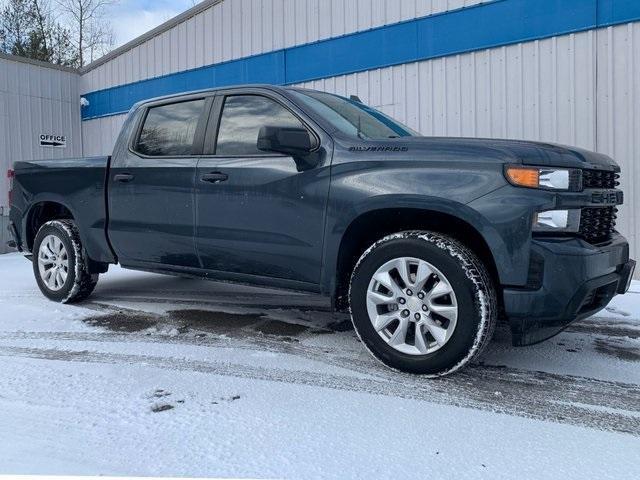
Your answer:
349;231;497;376
33;220;99;303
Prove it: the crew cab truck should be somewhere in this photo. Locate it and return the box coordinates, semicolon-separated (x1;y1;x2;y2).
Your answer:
7;85;636;376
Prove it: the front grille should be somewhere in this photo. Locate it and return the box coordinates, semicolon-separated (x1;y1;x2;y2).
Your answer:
579;207;618;243
582;169;620;189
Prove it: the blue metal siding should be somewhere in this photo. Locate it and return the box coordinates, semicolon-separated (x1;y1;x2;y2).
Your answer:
598;0;640;26
81;0;640;120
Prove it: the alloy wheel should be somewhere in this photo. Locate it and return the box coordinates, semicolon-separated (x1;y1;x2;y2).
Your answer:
366;257;458;355
38;234;69;291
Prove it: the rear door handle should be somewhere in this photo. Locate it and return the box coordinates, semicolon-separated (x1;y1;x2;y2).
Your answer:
201;172;229;183
114;173;135;183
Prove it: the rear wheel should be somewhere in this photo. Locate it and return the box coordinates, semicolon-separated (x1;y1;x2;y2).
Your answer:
349;231;497;376
33;220;99;303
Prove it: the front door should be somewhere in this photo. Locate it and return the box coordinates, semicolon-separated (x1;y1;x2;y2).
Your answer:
108;97;209;268
195;93;331;286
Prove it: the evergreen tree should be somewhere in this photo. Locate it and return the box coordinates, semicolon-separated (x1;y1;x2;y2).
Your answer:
0;0;108;67
0;0;33;57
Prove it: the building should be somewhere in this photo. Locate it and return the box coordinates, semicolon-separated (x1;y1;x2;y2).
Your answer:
1;0;639;274
0;53;82;252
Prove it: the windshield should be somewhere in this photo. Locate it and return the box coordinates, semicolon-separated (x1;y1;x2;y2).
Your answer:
290;90;419;139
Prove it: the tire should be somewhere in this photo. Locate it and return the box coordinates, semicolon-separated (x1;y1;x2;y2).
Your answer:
349;231;497;376
32;219;99;303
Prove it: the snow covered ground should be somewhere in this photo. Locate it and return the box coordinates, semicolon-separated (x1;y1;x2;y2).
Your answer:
0;252;639;479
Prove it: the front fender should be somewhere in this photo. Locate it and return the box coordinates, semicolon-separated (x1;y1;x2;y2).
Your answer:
321;193;517;296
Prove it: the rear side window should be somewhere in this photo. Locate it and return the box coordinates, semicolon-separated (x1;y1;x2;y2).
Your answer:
215;95;305;156
136;99;205;156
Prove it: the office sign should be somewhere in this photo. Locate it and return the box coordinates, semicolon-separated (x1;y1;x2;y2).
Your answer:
39;134;66;148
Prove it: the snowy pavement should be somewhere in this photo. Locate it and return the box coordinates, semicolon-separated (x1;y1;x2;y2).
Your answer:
0;252;639;479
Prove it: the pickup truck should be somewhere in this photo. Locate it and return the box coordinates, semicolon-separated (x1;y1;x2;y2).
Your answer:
7;85;636;376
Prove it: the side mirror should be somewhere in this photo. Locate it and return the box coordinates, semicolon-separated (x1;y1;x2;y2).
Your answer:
257;126;314;157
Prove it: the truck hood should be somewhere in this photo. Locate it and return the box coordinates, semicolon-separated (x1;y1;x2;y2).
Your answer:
349;137;619;171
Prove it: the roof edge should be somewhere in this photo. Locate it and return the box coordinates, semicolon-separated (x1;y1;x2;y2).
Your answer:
80;0;224;74
0;52;79;74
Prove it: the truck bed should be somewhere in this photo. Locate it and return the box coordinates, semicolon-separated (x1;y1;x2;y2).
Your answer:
9;156;115;263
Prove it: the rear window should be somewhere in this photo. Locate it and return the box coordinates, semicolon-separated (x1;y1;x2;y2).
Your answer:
136;99;205;156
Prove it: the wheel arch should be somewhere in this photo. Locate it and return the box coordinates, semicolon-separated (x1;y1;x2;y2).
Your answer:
25;199;76;252
24;198;110;274
329;201;506;312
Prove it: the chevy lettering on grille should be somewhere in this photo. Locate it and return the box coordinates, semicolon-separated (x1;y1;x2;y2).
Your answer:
591;191;623;205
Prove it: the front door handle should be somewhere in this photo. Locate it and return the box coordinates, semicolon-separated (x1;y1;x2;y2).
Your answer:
201;172;229;183
114;173;135;183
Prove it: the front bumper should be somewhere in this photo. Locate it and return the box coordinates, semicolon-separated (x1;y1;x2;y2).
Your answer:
504;233;634;346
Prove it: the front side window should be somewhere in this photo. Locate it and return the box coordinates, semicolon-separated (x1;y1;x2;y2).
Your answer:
136;99;205;156
216;95;305;156
290;90;418;139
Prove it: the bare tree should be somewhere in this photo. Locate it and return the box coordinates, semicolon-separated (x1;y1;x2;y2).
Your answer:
56;0;116;67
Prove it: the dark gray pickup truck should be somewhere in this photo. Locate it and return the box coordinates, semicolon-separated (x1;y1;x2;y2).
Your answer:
7;85;636;376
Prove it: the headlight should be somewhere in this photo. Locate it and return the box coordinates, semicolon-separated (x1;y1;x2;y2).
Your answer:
533;209;581;232
505;166;580;191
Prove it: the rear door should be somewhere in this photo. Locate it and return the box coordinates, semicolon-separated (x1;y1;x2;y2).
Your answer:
108;96;211;268
195;92;332;287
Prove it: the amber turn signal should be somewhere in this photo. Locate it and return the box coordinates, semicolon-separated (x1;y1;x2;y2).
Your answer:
505;167;540;188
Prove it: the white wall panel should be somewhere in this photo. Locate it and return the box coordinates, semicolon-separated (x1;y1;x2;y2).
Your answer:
81;114;127;158
80;0;485;94
295;31;597;147
596;22;640;270
0;57;81;215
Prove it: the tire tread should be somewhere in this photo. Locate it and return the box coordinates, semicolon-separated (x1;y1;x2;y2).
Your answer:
34;219;98;304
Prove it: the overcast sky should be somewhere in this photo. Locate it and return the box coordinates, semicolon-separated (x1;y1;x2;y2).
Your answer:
110;0;197;47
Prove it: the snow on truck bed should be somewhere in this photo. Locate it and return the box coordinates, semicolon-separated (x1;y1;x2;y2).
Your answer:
0;252;639;479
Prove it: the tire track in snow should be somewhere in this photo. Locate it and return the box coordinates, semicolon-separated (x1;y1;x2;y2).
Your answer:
3;294;639;435
84;297;640;339
87;295;333;312
0;337;639;436
567;319;640;339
